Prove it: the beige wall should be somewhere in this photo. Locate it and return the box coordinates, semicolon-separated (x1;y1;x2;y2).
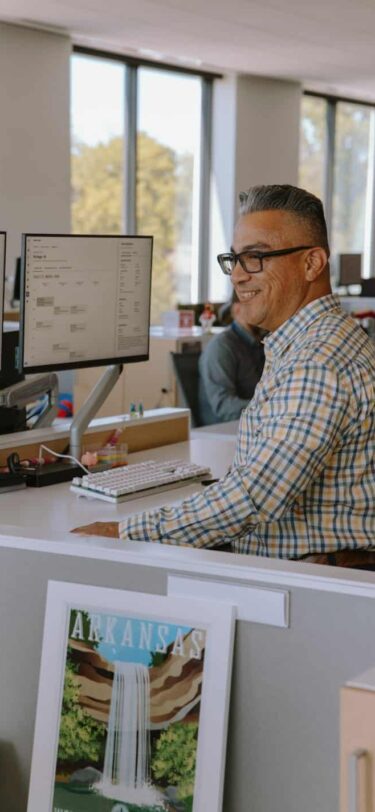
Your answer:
0;23;71;302
235;74;301;193
208;74;301;300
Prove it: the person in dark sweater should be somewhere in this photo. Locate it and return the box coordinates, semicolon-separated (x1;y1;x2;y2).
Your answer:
198;292;265;424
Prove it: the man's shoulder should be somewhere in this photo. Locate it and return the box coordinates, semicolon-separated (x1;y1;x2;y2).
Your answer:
201;327;235;354
199;328;234;367
286;307;375;375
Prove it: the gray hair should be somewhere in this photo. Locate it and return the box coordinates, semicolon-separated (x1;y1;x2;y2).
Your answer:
238;184;330;255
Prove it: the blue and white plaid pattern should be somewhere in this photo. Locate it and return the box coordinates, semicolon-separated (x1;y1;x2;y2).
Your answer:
120;295;375;557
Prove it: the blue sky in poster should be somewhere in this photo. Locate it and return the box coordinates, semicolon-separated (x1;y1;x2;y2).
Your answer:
71;609;194;666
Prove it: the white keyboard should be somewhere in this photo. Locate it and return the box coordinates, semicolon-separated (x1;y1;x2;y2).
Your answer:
70;458;212;503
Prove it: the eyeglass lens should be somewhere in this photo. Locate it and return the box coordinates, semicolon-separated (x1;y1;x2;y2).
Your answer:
220;252;262;275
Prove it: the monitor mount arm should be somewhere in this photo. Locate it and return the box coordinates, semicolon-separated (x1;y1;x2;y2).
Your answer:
0;372;59;428
69;363;123;461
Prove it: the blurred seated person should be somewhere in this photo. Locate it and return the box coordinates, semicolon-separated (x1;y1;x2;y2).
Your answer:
198;291;265;424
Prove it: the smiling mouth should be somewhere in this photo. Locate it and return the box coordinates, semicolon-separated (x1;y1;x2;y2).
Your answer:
237;289;261;300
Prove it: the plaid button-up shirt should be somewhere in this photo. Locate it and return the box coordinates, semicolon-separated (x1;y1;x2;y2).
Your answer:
120;295;375;557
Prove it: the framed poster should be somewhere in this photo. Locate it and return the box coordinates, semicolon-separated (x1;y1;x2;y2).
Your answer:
27;581;235;812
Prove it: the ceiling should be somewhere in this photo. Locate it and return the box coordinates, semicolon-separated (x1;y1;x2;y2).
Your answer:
1;0;375;102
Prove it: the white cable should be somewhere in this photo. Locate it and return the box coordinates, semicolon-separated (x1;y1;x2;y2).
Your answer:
38;444;90;474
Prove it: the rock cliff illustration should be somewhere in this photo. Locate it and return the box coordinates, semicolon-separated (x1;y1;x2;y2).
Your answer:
53;611;206;812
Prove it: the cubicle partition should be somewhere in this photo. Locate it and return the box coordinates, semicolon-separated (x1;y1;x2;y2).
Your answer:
1;534;375;812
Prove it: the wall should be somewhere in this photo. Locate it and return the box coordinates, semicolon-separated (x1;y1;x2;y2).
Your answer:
0;23;71;300
1;546;375;812
208;74;301;300
235;74;301;193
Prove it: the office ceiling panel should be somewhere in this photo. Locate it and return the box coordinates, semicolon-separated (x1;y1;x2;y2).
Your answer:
1;0;375;100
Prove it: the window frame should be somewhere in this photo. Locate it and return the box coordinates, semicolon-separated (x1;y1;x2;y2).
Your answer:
72;45;220;301
302;90;375;277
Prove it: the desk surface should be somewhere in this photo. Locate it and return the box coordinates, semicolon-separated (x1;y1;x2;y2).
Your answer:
1;431;375;597
1;422;375;812
192;419;239;437
0;435;235;556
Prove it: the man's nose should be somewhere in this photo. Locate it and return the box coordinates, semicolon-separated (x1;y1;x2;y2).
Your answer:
231;258;248;283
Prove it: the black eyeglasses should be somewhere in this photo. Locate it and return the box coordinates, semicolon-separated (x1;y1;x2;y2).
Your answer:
217;245;315;276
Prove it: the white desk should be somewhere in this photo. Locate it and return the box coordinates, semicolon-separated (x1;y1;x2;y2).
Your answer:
192;419;239;438
0;435;235;551
1;434;375;812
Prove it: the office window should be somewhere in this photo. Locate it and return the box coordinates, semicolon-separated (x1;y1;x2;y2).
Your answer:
137;68;202;321
299;95;327;200
71;54;125;234
299;92;375;280
331;102;371;254
71;52;211;323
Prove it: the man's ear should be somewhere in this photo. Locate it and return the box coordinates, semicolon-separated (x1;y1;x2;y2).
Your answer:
305;247;328;281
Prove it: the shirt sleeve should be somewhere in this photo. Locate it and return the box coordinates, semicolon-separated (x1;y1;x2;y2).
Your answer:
199;336;251;422
119;362;352;548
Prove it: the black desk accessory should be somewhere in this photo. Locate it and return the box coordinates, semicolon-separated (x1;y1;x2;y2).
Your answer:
24;462;83;487
6;451;82;488
0;471;26;493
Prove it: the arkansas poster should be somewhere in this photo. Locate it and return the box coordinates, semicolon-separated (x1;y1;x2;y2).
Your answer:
52;607;206;812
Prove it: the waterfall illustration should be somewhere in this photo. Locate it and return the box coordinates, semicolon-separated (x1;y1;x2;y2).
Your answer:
99;661;164;807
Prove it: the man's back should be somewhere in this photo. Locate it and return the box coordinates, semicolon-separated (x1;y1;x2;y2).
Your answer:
198;323;264;425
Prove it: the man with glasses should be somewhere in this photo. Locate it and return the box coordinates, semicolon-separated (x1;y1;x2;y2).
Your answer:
73;184;375;567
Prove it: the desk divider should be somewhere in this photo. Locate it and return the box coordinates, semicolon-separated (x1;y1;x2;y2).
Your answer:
0;411;190;467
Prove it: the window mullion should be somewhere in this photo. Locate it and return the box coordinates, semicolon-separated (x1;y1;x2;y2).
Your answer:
124;65;137;234
324;98;336;241
363;109;375;279
197;78;213;302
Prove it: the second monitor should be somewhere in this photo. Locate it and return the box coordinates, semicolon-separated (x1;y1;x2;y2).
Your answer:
19;234;153;374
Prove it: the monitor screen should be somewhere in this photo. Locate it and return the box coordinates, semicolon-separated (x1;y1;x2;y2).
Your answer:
20;234;153;374
12;256;21;307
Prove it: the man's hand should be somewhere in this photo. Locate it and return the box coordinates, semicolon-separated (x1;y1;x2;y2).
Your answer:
70;521;120;538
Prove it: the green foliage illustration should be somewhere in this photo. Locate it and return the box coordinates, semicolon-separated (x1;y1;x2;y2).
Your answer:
149;649;168;667
151;721;198;799
57;659;106;765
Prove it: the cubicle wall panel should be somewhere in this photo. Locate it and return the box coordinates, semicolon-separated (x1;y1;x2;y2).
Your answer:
1;548;375;812
223;585;375;812
0;548;166;812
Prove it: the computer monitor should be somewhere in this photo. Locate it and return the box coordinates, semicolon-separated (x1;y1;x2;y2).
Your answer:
19;234;153;374
337;253;362;287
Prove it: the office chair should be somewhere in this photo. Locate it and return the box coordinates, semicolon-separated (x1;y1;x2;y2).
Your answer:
170;351;203;428
360;278;375;296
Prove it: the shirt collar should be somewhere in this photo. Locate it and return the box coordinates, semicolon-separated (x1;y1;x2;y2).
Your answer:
263;294;342;359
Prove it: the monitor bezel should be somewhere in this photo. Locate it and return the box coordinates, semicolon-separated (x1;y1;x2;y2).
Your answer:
19;233;153;374
0;231;7;372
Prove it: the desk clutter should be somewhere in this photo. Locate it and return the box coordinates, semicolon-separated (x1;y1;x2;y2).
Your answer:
0;408;190;489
